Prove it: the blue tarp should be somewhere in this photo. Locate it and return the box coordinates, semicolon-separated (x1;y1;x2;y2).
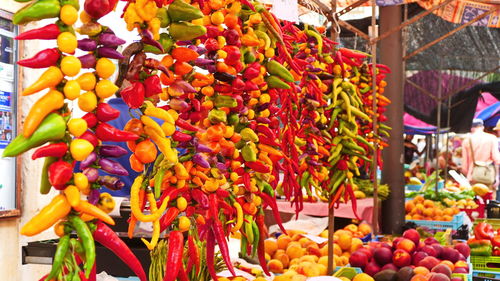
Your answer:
476;102;500;128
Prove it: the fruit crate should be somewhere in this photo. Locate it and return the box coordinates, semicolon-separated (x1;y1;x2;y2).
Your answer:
333;267;363;279
405;184;423;192
453;273;473;281
473;219;500;229
472;270;500;281
406;212;465;230
471;256;500;273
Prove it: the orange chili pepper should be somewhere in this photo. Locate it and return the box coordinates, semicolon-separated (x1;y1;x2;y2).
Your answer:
242;202;257;215
129;154;145;172
160;55;174;67
195;171;209;181
160;70;175;85
206;125;225;142
174;61;193;76
258;153;273;166
192;176;203;187
257;143;282;157
172;47;199;62
230;133;242;143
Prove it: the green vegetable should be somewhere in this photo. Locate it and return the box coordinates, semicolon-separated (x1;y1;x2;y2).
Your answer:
46;235;70;280
13;0;61;25
167;0;203;22
266;60;294;82
265;75;291;89
69;216;95;278
169;22;207;41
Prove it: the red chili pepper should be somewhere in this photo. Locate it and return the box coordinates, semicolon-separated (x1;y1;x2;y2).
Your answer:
345;184;361;220
219;200;234;216
93;221;147;281
17;48;60;69
206;227;218;281
31;142;68;160
208;193;219;219
245;161;270;173
15;24;61;40
120;82;145;109
212;219;236;276
177;263;189;281
216;188;230;198
256;211;271;276
48;160;73;188
96;103;120;122
172;131;192;142
80;131;99;147
338;47;368;59
163;231;184;281
82;112;98;128
258;191;287;234
159;207;180;233
242;172;251;191
38;273;49;281
95;123;140;142
336;159;348;170
191;189;209;209
144;75;162;97
175;119;200;132
186;235;200;274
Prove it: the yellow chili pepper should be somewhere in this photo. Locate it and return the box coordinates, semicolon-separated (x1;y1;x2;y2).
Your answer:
141;115;165;138
144;102;175;124
231;202;243;233
144;126;178;164
22;66;64;96
174;162;189;180
141;192;160;250
63;185;81;207
123;3;143;31
135;0;157;21
20;194;71;236
130;176;170;222
23;89;64;137
74;200;115;225
148;17;161;40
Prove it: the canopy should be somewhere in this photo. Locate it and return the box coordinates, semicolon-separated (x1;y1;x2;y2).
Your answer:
476;102;500;128
404;113;449;135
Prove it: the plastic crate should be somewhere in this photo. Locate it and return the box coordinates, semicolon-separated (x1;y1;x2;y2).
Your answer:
406;184;423;192
472;270;500;281
453;273;473;281
471;256;500;273
333;267;363;279
406;212;465;230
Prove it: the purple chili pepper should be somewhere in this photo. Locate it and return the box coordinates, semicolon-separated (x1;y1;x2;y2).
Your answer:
192;153;210;168
98;33;126;47
196;143;213;153
216;162;227;171
88;189;100;205
100;145;128;158
98;175;125;190
78;54;97;68
83;167;99;182
78;39;97;51
99;158;129;176
141;29;163;53
97;47;125;60
206;64;216;73
80;152;97;170
255;117;271;124
194;58;214;66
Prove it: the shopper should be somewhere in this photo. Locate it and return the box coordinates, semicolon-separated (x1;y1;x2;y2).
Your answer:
404;134;424;164
438;150;458;171
461;119;500;197
494;119;500;151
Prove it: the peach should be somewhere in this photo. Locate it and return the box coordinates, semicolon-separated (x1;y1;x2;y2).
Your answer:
299;255;318;263
411;273;428;281
403;229;421;246
317;263;327;275
419;256;440;270
429;272;451;281
307;244;321;257
298;237;311;248
286;244;305;260
414;266;430;276
359;223;372;235
268;259;284;273
291;274;307;281
277;235;292;250
319;230;328;238
439;261;455;271
431;264;452;278
320;245;329;256
353;273;375;281
393;249;412;267
318;256;329;268
338;233;353;251
397;238;416;253
351;238;364;253
265;239;278;256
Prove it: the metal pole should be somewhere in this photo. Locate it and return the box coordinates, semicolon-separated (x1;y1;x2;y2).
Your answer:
370;0;379;236
380;5;405;235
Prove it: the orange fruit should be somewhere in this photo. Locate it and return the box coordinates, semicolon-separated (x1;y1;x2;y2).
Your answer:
423;200;434;208
440;260;455;271
344;224;358;233
405;201;416;213
353;273;375;281
338;233;352;251
333;243;342;256
277;235;292;250
267;259;284;273
286;244;305;260
413;267;430;275
350;238;363;253
359;223;372;235
265;239;278;256
414;195;425;203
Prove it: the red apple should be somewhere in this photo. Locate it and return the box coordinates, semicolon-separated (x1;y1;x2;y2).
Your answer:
393;249;412;267
350;251;369;268
358;247;373;260
421;245;438;257
365;261;382;276
454;243;470;258
412;251;429;265
397;239;416;254
374;247;393;266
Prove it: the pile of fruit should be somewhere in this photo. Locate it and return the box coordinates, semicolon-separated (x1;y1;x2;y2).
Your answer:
467;221;500;256
9;0;391;278
405;196;461;221
349;229;470;277
264;224;372;276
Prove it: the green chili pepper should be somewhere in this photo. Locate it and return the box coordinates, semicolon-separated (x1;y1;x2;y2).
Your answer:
144;33;174;54
244;216;254;244
40;156;57;194
69;216;95;278
154;167;165;199
240;232;248;257
208;109;227;124
169;22;206;41
156;8;170;27
3;113;66;157
261;182;274;197
251;220;260;258
241;144;257;162
60;0;80;9
46;235;70;281
240;128;259;142
266;60;294;82
178;154;193;162
214;95;238;108
265;75;291;89
227;114;239;126
167;0;203;22
305;28;323;55
13;0;61;25
70;238;85;256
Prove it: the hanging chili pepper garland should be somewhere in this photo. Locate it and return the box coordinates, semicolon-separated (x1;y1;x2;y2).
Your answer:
8;0;392;279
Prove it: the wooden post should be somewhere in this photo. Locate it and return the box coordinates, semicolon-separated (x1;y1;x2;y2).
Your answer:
327;197;335;275
370;0;379;235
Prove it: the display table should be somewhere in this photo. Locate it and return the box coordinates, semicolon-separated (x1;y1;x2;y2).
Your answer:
275;198;375;223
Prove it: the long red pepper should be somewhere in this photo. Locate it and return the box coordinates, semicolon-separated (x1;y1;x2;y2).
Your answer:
212;220;236;276
18;48;60;69
245;161;270;173
163;231;184;281
31;142;68;160
175;119;200;132
93;222;147;281
258;192;287;234
95;123;139;142
206;226;219;281
15;24;61;40
186;235;200;274
256;211;271;276
345;184;361;220
177;264;189;281
159;207;180;233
